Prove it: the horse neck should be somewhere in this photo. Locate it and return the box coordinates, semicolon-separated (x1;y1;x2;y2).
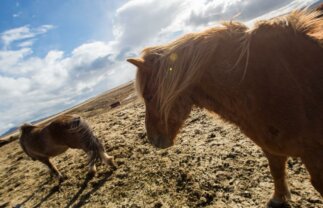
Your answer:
192;77;247;126
190;36;250;125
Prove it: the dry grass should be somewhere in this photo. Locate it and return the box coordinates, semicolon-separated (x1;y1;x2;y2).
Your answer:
0;82;321;208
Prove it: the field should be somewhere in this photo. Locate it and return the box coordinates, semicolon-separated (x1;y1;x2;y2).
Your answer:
0;82;322;208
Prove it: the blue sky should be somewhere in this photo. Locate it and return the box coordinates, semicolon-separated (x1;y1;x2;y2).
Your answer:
0;0;321;135
0;0;127;55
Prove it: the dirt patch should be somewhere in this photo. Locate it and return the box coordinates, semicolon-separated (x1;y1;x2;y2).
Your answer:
0;84;322;208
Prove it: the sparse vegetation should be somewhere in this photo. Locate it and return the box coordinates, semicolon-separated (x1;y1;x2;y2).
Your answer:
0;82;321;207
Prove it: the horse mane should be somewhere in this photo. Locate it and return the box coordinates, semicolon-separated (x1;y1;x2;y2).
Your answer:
136;10;323;122
254;10;323;44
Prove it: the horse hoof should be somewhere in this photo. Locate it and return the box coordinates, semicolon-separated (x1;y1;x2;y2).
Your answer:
88;171;96;176
107;158;117;170
58;175;67;182
111;162;117;170
267;200;292;208
86;171;96;179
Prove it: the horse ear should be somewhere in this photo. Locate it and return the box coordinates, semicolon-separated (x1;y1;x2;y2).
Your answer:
127;58;148;70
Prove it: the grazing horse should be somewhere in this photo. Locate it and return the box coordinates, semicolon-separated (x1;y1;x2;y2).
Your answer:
19;115;116;180
128;10;323;208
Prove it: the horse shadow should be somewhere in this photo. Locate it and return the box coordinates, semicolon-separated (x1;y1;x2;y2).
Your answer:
32;183;61;208
64;170;114;208
15;169;113;208
15;179;53;208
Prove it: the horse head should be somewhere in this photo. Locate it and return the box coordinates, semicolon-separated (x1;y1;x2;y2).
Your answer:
128;55;192;148
20;123;35;135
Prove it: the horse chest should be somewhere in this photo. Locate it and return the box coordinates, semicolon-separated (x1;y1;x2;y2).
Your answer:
240;122;304;157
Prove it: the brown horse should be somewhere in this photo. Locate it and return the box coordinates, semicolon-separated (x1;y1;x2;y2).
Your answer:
128;10;323;208
19;115;116;180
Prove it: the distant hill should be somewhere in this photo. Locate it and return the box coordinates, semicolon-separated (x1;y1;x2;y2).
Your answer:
0;80;135;140
0;116;49;138
0;127;18;138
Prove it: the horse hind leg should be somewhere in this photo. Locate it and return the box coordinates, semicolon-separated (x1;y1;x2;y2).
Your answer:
263;151;291;208
302;151;323;196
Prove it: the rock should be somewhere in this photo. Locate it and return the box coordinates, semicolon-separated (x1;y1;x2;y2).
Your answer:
194;129;202;135
154;202;163;208
208;133;216;138
241;191;252;198
0;202;10;208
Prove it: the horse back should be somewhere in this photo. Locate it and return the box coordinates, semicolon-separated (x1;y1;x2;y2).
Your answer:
20;120;72;158
47;115;93;149
238;23;323;155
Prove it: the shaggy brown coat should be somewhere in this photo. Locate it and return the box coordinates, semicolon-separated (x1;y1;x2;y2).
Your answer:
19;115;115;179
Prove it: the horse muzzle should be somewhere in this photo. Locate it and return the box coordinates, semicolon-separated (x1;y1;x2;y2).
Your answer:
148;135;173;149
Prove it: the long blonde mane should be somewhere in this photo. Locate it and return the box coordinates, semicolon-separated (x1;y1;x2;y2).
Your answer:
136;10;323;122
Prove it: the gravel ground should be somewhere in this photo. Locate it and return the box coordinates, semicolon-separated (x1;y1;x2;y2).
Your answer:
0;96;322;208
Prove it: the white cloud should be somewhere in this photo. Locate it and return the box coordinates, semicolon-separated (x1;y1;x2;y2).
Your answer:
0;76;31;96
0;39;133;134
185;0;294;26
18;40;34;48
114;0;186;48
0;25;54;49
112;0;319;50
0;48;32;72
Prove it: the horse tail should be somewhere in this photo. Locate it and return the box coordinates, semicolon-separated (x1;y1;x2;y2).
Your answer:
55;115;106;164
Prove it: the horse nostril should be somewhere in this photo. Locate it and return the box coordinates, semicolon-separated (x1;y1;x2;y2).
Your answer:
148;135;160;147
156;136;173;149
147;134;173;149
154;136;162;147
156;136;164;147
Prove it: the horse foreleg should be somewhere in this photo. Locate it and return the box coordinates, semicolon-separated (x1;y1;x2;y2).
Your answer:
38;157;63;180
302;152;323;196
264;151;291;208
